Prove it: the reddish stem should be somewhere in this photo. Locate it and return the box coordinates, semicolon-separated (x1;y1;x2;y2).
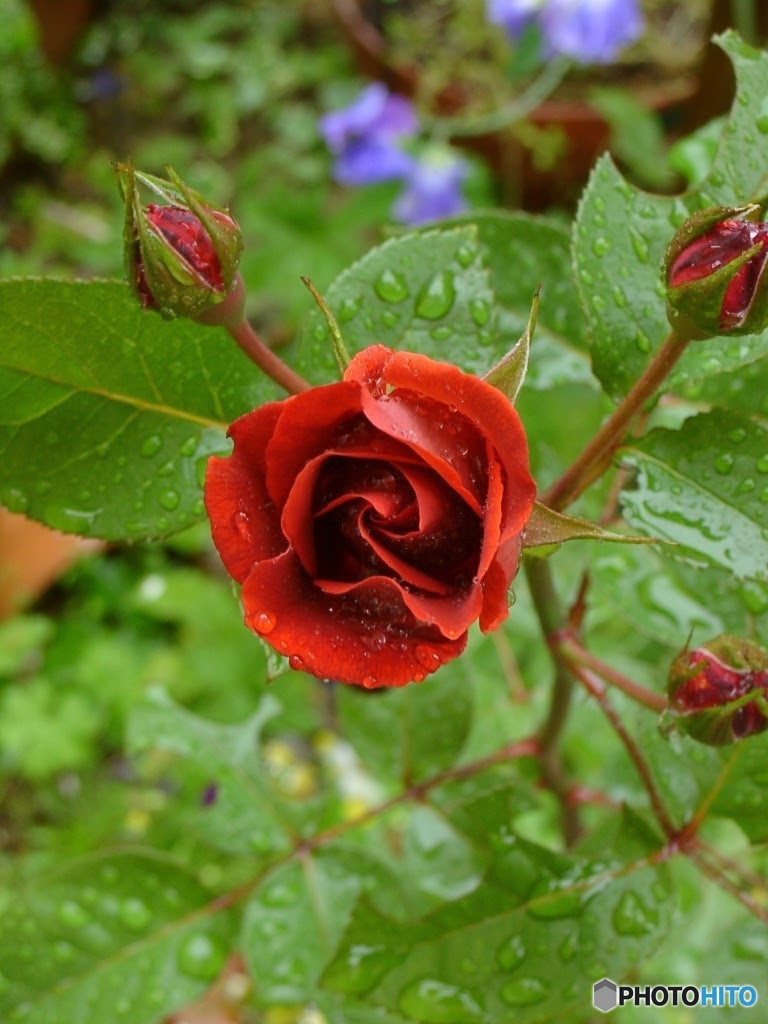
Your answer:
557;635;668;713
542;330;689;511
228;319;311;396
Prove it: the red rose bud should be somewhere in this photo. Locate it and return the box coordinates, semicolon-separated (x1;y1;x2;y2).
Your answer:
204;346;536;689
666;635;768;745
116;162;243;323
664;203;768;339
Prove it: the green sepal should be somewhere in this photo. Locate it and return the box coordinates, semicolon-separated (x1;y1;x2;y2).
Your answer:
483;289;538;403
522;501;657;551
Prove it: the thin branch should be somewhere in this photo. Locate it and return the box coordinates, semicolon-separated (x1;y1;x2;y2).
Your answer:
569;662;677;838
524;558;583;846
692;848;768;924
557;635;668;713
542;330;689;512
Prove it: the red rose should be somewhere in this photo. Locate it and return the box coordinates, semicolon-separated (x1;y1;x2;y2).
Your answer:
205;345;535;688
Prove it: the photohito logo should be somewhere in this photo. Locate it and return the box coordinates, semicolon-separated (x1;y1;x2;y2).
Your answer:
592;979;759;1013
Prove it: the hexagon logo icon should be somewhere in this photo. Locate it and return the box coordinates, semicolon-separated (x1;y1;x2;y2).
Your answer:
593;978;618;1013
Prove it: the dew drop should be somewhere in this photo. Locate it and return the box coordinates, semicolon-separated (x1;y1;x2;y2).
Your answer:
180;436;198;457
362;675;378;689
313;323;327;342
141;435;162;458
757;115;768;135
415;272;456;320
558;931;578;963
262;880;300;908
57;900;89;929
431;325;451;341
1;488;28;514
469;298;491;327
728;427;747;443
527;879;581;919
455;243;477;267
338;296;361;322
612;890;657;937
496;934;526;970
737;477;756;494
500;977;547;1007
715;453;734;475
397;979;485;1023
382;310;398;328
254;612;276;635
374;269;409;304
120;897;153;931
160;489;180;511
592;237;612;257
756;454;768;474
177;933;226;981
288;654;304;672
415;645;441;673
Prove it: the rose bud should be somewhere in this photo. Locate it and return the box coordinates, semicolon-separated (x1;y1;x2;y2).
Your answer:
664;203;768;339
204;346;536;689
666;635;768;745
116;162;243;323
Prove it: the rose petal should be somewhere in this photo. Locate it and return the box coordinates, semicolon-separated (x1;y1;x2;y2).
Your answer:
205;403;285;584
241;551;465;686
476;443;503;580
358;510;453;595
281;450;418;575
349;347;536;539
479;533;525;633
264;381;363;506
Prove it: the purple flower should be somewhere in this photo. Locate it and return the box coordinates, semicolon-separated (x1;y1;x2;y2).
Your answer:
393;150;468;226
320;83;418;186
486;0;544;39
540;0;644;63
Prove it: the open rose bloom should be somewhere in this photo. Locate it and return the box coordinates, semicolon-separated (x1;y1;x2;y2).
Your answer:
205;346;536;687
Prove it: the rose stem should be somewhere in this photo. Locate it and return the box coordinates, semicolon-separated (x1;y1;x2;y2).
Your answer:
228;318;311;395
690;848;768;924
524;558;583;846
568;660;677;838
556;635;668;713
542;329;689;512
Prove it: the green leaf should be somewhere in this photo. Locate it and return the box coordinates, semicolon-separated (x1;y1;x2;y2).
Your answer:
242;844;406;1006
323;831;673;1022
127;690;293;856
573;33;768;401
619;411;768;582
443;212;594;390
0;850;235;1024
0;279;278;540
642;718;768;842
522;501;656;551
589;545;758;649
336;665;473;786
297;226;498;382
0;615;52;677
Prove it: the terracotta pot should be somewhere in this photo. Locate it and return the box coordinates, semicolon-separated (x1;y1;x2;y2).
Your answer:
27;0;96;65
330;0;695;210
0;509;102;620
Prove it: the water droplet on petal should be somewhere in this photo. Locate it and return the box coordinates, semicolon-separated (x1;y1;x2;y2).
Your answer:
254;612;276;635
415;645;441;673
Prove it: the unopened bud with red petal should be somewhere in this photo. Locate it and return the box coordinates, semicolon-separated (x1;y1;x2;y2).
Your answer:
116;162;244;324
664;203;768;339
666;634;768;745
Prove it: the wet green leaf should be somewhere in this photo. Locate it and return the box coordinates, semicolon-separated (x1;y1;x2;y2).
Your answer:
0;279;277;540
0;851;235;1024
574;33;768;401
619;411;768;582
